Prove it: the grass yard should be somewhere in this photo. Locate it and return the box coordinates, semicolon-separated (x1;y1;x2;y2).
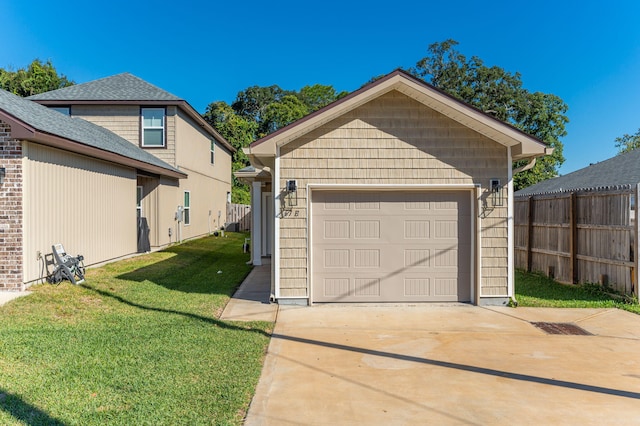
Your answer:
516;269;640;315
0;233;271;425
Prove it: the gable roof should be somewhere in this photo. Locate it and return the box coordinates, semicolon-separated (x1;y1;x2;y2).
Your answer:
27;73;235;153
0;88;186;179
248;69;550;163
516;149;640;196
27;73;182;102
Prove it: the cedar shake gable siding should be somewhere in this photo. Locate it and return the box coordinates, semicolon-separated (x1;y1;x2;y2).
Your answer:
278;91;509;298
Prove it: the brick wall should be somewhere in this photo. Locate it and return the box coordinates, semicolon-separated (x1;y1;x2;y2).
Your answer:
0;120;23;290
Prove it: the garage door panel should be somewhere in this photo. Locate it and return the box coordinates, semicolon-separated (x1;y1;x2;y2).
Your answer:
312;190;471;303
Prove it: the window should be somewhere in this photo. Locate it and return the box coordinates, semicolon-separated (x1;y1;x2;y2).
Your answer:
50;106;70;115
136;186;143;219
210;140;215;164
184;191;191;225
142;108;165;147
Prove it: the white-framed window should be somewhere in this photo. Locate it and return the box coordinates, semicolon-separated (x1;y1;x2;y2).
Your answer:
141;108;165;147
210;140;215;165
184;191;191;225
137;186;143;219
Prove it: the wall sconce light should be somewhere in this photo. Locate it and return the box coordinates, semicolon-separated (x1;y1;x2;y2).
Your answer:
0;167;5;185
286;180;298;207
490;178;504;207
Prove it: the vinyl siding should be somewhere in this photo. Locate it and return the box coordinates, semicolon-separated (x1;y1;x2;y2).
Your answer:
278;90;508;298
22;142;137;283
174;110;232;240
71;104;177;166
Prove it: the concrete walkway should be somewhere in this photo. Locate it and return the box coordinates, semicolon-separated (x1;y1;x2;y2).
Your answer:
245;304;640;425
0;291;30;306
220;260;278;322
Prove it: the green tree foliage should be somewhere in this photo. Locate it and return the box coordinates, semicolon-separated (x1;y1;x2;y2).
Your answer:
262;95;309;134
0;59;73;97
614;129;640;154
298;84;348;112
205;84;345;203
204;101;257;204
411;40;568;190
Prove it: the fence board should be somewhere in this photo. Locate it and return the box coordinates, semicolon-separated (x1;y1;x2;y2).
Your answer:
226;203;251;231
515;189;636;296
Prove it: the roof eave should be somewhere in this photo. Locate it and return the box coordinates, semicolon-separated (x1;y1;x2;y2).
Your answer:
33;130;187;179
0;110;186;179
250;69;548;158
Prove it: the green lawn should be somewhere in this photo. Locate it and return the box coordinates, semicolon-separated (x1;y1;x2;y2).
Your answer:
0;233;271;425
515;269;640;315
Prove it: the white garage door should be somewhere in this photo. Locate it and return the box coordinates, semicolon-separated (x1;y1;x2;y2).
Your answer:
311;191;471;303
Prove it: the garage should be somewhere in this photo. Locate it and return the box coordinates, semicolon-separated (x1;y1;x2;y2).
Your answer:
242;69;551;306
311;190;472;303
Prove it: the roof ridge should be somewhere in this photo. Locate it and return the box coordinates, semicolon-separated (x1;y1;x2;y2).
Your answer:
26;73;183;101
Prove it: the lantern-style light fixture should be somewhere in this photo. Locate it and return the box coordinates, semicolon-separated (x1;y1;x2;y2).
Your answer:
286;180;298;206
490;178;504;207
0;167;6;185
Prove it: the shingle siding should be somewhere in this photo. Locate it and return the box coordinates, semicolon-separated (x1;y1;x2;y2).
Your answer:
278;91;509;298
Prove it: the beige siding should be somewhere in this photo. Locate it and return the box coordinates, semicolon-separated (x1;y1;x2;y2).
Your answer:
71;104;177;166
174;111;232;241
278;90;508;298
22;142;137;283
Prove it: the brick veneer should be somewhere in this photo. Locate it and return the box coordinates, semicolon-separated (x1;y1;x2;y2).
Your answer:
0;120;23;290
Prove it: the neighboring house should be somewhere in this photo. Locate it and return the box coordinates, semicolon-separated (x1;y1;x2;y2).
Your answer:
516;148;640;196
0;74;234;290
238;69;551;306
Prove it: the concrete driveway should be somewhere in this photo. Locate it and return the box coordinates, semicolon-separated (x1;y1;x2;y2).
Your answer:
245;304;640;425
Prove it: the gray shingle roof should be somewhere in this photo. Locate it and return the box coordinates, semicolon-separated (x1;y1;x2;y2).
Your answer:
516;149;640;196
0;88;183;175
26;73;182;102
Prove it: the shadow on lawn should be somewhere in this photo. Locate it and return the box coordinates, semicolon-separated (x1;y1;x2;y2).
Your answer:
0;388;66;425
80;284;271;338
116;238;252;295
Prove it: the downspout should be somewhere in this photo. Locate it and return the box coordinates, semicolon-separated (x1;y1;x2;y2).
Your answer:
274;145;281;301
507;147;514;301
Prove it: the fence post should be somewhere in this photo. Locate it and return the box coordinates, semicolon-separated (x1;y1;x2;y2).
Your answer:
527;196;534;272
570;192;578;284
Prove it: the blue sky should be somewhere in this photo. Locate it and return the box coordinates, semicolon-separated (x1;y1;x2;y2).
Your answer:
3;0;639;174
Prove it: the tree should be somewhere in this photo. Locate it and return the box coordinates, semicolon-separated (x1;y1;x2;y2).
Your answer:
614;129;640;154
232;85;292;131
0;59;73;97
262;95;309;135
297;84;347;112
411;40;568;190
204;101;257;204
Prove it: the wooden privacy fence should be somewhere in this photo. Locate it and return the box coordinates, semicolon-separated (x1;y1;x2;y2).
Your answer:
514;188;639;297
226;203;251;231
